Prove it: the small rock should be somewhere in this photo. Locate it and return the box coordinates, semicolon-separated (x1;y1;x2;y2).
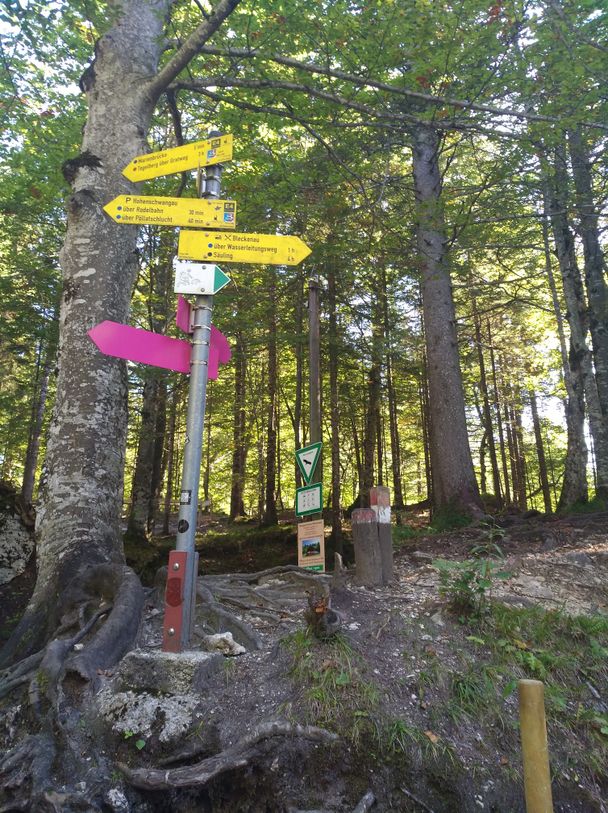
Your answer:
430;611;444;627
105;788;130;813
411;551;433;562
203;632;247;656
116;649;222;694
564;552;593;568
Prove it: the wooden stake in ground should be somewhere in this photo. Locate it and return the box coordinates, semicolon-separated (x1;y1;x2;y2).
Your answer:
518;679;554;813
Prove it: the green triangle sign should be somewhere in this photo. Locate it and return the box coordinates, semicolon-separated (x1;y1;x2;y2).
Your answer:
213;265;231;294
295;441;322;485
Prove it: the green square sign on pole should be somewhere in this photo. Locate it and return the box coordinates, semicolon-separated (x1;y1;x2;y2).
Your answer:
295;441;322;485
295;482;323;517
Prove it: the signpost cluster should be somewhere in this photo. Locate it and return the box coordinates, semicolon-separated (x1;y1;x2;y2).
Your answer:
295;442;325;572
91;131;312;652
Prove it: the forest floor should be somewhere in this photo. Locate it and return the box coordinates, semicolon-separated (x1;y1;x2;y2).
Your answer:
1;509;607;812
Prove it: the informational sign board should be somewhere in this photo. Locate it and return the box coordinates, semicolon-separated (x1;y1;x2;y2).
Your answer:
122;134;233;181
295;442;322;485
297;519;325;572
173;260;231;295
103;196;236;229
178;229;312;266
295;482;323;517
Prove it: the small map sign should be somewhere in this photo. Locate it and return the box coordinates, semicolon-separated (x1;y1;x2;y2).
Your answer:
103;196;236;229
296;442;322;485
295;483;323;517
122;134;233;181
178;229;311;266
297;519;325;572
173;260;231;295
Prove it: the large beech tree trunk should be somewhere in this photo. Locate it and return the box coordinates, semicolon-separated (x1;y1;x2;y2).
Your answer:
411;125;482;518
544;162;591;507
568;129;608;425
541;203;589;509
1;0;241;666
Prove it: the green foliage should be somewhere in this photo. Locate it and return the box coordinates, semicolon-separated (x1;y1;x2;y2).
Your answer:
561;496;608;516
433;545;511;617
283;629;379;745
465;605;608;752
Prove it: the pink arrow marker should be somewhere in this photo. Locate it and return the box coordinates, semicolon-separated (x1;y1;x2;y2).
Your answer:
176;295;193;334
88;320;231;380
89;321;191;373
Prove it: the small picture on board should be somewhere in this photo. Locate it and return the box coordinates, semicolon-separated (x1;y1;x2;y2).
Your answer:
302;537;321;557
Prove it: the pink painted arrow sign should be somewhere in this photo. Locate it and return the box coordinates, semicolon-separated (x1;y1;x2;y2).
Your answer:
88;320;231;379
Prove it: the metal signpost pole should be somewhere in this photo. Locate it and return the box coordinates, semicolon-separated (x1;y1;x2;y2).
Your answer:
171;134;223;651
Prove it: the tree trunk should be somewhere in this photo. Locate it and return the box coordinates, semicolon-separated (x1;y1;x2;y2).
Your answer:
326;260;342;552
488;323;511;505
127;377;165;539
411;124;482;519
473;303;502;505
262;273;278;526
512;387;527;511
379;264;404;508
360;300;382;508
21;342;54;505
544;160;590;507
567;129;608;498
541;202;589;511
479;430;488;495
419;358;433;503
162;384;179;535
1;0;242;665
529;389;552;513
203;391;212;513
230;331;247;520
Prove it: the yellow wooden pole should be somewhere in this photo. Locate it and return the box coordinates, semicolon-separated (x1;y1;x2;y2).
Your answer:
518;679;554;813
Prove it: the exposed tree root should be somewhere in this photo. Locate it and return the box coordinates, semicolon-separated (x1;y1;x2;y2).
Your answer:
352;790;376;813
193;566;334;649
67;565;144;683
203;564;331;588
120;721;338;790
195;583;263;650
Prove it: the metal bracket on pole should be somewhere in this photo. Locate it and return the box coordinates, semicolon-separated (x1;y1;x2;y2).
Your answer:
162;550;188;652
162;130;224;653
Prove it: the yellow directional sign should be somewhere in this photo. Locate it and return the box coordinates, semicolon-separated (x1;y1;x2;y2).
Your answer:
104;196;237;229
178;230;312;266
122;134;233;182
